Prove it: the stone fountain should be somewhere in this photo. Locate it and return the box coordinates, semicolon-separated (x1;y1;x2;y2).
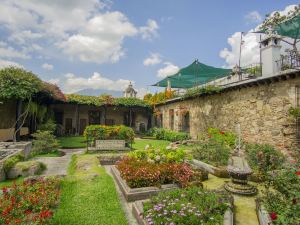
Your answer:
224;124;257;196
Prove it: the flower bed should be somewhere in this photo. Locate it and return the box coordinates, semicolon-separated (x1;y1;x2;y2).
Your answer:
0;177;60;224
84;125;135;146
116;157;199;188
257;167;300;225
133;187;233;225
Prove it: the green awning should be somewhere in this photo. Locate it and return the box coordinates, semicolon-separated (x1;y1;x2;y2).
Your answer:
153;60;231;88
257;14;300;39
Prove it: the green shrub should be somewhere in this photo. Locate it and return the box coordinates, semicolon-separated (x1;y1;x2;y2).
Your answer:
83;125;135;145
31;130;60;155
38;118;57;133
3;154;24;172
207;128;236;148
128;147;187;163
245;143;285;174
192;138;230;167
150;127;190;142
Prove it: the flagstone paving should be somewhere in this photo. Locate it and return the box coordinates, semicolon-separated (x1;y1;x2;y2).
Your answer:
33;149;84;176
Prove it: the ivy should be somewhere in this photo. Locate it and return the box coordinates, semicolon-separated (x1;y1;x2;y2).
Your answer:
0;67;42;100
143;90;177;105
66;94;151;108
288;107;300;118
181;85;223;99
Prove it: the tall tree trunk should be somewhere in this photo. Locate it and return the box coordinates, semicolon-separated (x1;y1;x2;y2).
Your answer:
14;99;22;142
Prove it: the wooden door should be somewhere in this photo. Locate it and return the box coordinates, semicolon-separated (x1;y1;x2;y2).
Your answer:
65;118;72;135
79;119;87;135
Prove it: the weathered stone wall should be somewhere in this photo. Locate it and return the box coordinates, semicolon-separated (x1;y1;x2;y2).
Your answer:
156;76;300;154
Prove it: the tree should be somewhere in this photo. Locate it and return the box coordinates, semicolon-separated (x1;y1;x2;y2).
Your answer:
0;67;42;141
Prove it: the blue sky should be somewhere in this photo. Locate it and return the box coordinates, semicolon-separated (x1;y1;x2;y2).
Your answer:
0;0;297;96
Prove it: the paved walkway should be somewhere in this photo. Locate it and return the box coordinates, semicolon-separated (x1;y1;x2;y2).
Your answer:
34;149;84;176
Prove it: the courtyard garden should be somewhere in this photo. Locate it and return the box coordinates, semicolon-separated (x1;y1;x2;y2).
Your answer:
1;124;299;225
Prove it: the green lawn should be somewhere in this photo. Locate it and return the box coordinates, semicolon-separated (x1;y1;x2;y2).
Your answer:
51;154;128;225
132;138;170;150
0;177;24;188
57;136;86;149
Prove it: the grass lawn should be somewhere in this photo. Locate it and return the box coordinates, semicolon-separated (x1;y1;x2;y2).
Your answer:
132;138;170;150
0;177;24;188
51;154;128;225
58;136;86;149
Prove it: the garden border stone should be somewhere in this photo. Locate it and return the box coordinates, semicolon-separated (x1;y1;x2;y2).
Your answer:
111;165;179;202
256;199;272;225
188;159;230;178
132;199;234;225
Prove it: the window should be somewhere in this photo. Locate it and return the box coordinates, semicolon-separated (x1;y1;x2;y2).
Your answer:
182;112;190;133
169;109;174;130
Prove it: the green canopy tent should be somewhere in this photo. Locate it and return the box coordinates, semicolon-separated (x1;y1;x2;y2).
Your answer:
152;60;231;89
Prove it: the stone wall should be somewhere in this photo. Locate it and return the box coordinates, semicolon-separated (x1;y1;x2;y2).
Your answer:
155;75;300;154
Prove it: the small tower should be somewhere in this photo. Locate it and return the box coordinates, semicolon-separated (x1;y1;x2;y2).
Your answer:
260;33;282;77
123;82;137;98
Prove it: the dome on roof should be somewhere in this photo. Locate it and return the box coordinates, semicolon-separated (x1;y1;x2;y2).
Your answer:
124;82;137;98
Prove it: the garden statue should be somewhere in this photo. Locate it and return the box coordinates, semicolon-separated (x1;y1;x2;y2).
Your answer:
224;124;257;195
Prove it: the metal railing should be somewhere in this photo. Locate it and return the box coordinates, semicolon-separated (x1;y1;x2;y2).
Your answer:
277;50;300;71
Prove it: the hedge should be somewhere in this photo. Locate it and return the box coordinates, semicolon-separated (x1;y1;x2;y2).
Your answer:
83;125;135;145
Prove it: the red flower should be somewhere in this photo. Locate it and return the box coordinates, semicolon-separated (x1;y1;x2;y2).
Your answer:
219;131;225;135
296;171;300;176
208;135;212;138
270;212;277;220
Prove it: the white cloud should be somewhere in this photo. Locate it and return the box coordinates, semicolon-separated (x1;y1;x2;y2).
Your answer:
157;62;179;78
140;19;159;40
42;63;54;70
0;59;23;69
220;4;300;68
143;53;162;66
245;11;262;24
0;42;29;59
63;72;133;93
0;0;160;64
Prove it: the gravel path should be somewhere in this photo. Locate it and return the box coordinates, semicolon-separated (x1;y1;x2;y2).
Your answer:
34;149;84;176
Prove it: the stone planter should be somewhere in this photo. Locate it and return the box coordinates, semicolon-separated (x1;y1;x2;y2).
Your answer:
111;165;179;202
7;161;45;179
97;154;124;165
133;199;234;225
188;159;230;178
256;199;272;225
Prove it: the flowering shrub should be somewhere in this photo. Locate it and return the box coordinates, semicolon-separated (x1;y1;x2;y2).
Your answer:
150;128;190;142
116;157;198;188
192;138;231;167
245;143;285;175
261;167;300;225
206;128;236;148
0;178;60;225
143;187;230;225
83;125;135;145
128;147;186;163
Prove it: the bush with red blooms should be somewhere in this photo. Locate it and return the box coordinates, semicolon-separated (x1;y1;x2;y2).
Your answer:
0;178;60;225
116;157;198;188
261;167;300;225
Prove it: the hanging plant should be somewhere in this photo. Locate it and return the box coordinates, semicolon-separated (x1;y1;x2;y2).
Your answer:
288;107;300;118
153;109;162;117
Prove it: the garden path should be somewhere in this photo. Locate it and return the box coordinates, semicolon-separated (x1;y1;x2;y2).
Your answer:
34;149;84;176
203;175;259;225
104;165;138;225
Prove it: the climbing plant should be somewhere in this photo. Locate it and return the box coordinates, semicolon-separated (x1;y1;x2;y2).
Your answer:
288;107;300;118
0;67;42;100
181;86;223;99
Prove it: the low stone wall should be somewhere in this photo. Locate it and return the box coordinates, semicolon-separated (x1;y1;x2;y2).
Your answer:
188;159;230;178
0;142;32;181
155;74;300;155
256;199;272;225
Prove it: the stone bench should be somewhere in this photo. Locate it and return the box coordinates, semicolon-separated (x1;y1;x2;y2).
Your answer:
88;140;130;152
